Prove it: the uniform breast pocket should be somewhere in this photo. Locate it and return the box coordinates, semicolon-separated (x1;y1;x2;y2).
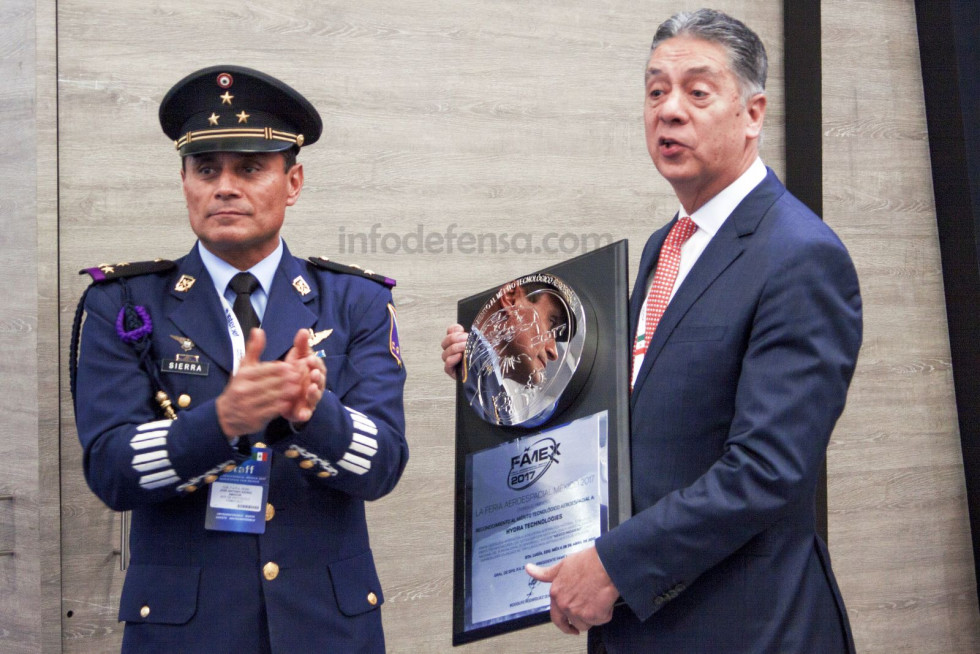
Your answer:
158;356;225;413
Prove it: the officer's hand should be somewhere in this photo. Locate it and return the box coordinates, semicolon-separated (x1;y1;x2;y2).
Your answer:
282;328;327;425
441;324;468;380
216;328;302;440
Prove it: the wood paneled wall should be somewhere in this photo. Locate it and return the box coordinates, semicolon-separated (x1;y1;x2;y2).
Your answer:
1;0;60;653
2;0;977;652
823;1;980;651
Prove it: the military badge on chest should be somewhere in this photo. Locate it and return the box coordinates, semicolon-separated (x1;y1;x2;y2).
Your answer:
161;334;210;376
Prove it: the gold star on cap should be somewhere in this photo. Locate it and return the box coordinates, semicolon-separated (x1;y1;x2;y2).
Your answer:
208;113;220;126
220;91;234;105
236;111;250;124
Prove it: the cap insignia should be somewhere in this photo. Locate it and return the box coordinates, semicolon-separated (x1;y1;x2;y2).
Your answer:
220;91;234;105
208;113;219;126
236;111;250;124
216;72;234;88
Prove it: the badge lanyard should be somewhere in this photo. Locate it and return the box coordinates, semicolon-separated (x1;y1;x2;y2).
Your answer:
219;294;246;374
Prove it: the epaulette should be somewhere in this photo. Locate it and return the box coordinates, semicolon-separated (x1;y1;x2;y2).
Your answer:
79;259;176;283
307;256;396;288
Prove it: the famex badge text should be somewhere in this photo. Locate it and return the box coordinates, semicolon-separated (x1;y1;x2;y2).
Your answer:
508;437;560;490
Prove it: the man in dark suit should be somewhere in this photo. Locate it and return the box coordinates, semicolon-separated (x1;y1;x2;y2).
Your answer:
72;65;408;653
442;9;860;652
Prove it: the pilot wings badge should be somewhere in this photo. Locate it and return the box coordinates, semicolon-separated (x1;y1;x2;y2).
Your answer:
308;328;333;348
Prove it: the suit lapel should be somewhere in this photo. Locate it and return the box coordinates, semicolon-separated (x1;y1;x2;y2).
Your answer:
168;247;235;374
259;244;319;362
629;170;785;403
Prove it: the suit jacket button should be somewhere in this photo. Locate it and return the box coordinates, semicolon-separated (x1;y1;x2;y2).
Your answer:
263;562;280;581
367;592;378;606
265;503;275;522
140;605;150;618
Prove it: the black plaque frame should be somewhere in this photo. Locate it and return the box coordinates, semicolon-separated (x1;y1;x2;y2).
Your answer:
452;240;631;645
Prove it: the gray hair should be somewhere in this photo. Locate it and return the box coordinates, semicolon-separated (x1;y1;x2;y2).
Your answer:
651;8;768;103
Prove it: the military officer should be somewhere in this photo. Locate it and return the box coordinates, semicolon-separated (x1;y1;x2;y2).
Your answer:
71;65;408;653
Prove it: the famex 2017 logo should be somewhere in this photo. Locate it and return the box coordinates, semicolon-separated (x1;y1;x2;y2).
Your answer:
508;438;561;490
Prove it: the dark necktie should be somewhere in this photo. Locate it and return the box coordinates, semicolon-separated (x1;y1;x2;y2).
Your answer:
229;272;261;336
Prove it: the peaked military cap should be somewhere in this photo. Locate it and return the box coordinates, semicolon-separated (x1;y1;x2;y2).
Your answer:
159;65;322;156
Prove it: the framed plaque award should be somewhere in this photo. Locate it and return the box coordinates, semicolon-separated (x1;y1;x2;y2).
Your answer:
452;240;631;645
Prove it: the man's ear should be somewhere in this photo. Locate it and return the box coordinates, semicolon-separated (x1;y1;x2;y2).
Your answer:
745;93;767;140
499;283;527;307
285;163;304;207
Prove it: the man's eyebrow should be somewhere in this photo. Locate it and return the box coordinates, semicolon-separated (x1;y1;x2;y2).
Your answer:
646;65;722;81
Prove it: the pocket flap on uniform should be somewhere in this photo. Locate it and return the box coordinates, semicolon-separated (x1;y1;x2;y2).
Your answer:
118;564;201;625
328;551;384;616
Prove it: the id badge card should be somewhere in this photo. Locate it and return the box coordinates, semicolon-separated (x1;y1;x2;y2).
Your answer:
205;447;272;534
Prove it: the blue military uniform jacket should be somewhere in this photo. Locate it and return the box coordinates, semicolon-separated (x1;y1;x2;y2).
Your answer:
73;241;408;653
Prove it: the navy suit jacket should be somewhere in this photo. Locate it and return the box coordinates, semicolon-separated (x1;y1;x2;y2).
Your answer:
592;170;861;653
74;242;407;653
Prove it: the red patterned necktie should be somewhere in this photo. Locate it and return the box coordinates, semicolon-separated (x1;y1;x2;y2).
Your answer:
632;217;698;377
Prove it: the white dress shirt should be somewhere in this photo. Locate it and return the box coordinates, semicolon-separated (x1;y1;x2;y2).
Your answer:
632;158;767;385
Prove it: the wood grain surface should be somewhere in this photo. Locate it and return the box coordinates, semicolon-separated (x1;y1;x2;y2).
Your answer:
823;1;980;652
2;0;975;652
0;0;60;652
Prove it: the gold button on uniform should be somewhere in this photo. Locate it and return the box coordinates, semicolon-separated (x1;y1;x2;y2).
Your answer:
177;394;191;408
265;503;275;521
367;592;378;606
254;441;267;448
223;464;236;472
263;562;280;581
299;460;314;469
204;475;218;484
285;449;299;458
317;471;332;478
140;605;150;618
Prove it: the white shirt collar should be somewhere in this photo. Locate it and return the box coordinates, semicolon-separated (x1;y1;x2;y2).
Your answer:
681;157;767;236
